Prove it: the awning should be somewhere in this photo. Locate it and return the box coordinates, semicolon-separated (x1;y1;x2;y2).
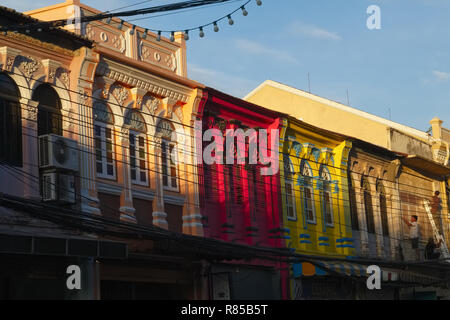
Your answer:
293;261;398;282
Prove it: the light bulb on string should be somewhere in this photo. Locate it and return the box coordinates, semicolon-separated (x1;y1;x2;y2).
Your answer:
256;0;262;6
130;25;136;35
170;31;175;42
118;20;124;30
199;27;205;38
156;31;161;41
241;6;248;16
106;16;112;24
213;22;219;32
184;30;189;41
142;29;148;39
228;15;234;26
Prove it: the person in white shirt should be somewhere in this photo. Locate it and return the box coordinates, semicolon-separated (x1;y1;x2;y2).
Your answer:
403;215;420;260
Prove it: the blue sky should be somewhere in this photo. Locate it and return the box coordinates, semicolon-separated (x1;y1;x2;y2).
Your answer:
4;0;450;131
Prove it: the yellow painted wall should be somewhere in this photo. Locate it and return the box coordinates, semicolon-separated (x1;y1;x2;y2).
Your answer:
280;117;354;258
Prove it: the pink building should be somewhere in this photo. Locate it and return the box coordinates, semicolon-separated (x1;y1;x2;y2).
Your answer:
196;87;289;299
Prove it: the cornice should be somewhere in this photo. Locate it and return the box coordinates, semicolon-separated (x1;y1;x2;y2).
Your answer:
96;57;192;104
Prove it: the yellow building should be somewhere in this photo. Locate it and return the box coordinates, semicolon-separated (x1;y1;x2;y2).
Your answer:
245;80;449;165
280;116;354;258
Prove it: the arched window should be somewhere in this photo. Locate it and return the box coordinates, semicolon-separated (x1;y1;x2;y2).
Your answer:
124;110;147;186
320;165;333;226
301;160;315;223
156;120;178;191
93;102;116;179
377;182;389;236
0;73;22;166
32;84;62;136
348;172;359;230
362;177;375;234
284;155;296;220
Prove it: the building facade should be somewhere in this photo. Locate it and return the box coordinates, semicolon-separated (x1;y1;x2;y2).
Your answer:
195;87;288;299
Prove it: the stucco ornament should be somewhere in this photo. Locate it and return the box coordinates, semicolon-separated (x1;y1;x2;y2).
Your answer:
5;57;15;72
18;56;40;78
25;105;38;121
144;95;160;114
58;69;70;88
112;85;129;105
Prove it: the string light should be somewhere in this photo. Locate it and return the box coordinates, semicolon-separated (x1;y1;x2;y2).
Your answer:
130;24;136;35
2;0;261;41
140;0;258;41
227;15;234;26
142;28;148;39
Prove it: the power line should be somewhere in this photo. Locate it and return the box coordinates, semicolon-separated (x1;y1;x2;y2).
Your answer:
0;0;262;42
0;72;449;250
0;71;448;231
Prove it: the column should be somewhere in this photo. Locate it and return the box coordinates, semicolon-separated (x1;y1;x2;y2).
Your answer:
20;98;40;200
152;136;168;229
119;126;137;223
372;191;385;258
182;124;204;236
77;87;101;215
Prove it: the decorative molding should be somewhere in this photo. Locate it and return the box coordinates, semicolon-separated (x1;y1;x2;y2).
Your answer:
56;68;70;88
17;55;41;78
111;84;129;106
41;59;62;83
130;87;147;110
143;95;160;115
20;98;39;122
96;59;191;104
0;46;21;72
138;40;177;73
85;23;126;54
174;106;183;121
320;148;333;164
162;97;178;119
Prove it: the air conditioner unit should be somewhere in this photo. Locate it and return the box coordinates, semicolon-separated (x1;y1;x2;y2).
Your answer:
39;134;79;172
41;172;76;204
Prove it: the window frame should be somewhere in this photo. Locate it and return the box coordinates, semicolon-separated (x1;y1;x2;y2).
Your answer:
33;83;62;137
363;177;375;234
377;182;389;237
94;122;116;180
161;138;179;192
301;161;316;224
284;157;297;221
320;166;334;227
129;131;149;187
0;73;22;167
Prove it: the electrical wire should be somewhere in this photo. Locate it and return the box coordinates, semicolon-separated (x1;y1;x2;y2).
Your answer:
0;65;449;256
0;70;448;248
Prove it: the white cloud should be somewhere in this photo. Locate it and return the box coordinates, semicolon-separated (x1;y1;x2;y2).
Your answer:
289;21;342;41
188;64;258;98
234;39;299;65
432;70;450;81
